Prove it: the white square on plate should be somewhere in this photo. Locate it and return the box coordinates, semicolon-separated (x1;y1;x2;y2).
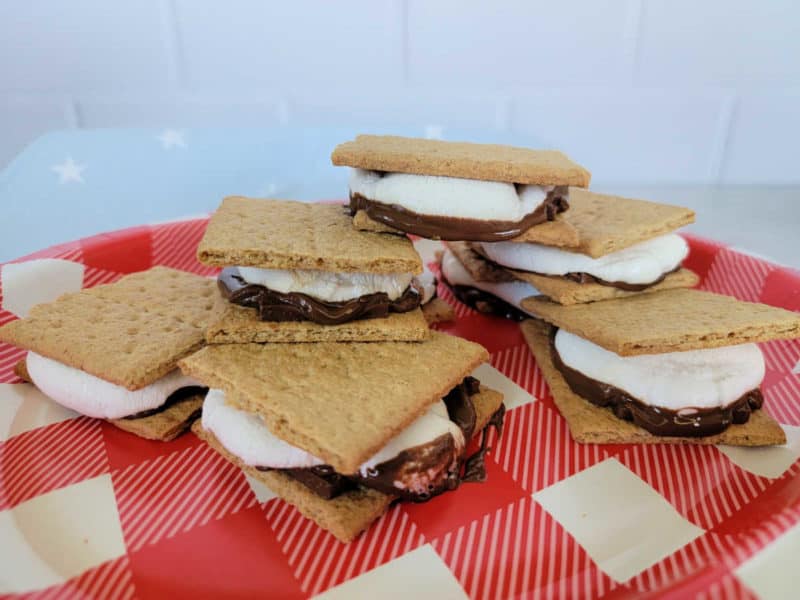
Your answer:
244;473;278;504
1;259;84;318
315;543;467;600
471;363;536;410
0;474;126;593
736;520;800;600
533;457;704;583
718;425;800;479
0;383;78;442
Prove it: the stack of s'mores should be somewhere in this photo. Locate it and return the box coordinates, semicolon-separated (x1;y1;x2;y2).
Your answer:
332;134;800;448
184;197;506;542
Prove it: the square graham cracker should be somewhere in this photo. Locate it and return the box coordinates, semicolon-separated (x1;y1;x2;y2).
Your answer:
522;289;800;355
510;188;695;256
521;319;786;446
206;293;430;343
15;358;203;441
179;332;489;474
197;197;422;274
191;385;504;542
332;135;591;187
0;267;218;390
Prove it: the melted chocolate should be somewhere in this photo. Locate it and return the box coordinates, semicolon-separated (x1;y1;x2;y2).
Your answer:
219;267;421;325
350;186;569;242
550;332;763;437
441;273;528;322
122;386;208;420
272;377;506;502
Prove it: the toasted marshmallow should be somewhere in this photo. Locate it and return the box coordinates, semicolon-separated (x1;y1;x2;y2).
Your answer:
441;248;539;315
202;389;463;477
237;266;414;302
26;351;202;419
350;169;552;222
480;234;688;285
554;329;765;411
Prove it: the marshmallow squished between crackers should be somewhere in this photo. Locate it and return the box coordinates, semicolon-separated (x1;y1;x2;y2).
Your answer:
0;267;217;440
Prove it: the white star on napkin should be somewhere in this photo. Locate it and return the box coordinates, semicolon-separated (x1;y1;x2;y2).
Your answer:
157;129;187;149
51;157;86;184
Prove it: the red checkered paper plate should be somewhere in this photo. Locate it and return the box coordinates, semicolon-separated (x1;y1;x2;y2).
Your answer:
1;219;799;600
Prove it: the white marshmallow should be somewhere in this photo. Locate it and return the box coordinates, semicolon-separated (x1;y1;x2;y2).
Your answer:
358;401;464;476
350;169;552;222
554;329;765;411
479;234;688;285
440;248;539;316
237;266;414;302
26;351;202;419
201;389;463;477
417;270;437;305
202;389;324;469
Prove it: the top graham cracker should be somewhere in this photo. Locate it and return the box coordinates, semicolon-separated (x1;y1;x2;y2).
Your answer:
331;135;591;187
511;188;696;256
0;267;218;390
178;332;489;474
197;197;423;274
522;288;800;355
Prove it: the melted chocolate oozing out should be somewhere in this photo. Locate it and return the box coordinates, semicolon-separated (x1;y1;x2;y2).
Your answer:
218;267;421;325
441;274;529;322
549;331;763;437
269;377;506;502
349;186;569;242
122;386;208;420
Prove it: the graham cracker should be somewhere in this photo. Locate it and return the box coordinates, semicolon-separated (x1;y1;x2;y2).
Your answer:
510;188;696;256
522;289;800;355
332;135;591;187
521;319;786;446
353;209;580;246
197;197;422;274
508;268;699;306
179;332;489;474
0;267;218;390
16;357;203;442
206;293;430;343
109;394;204;441
421;297;456;325
191;385;503;542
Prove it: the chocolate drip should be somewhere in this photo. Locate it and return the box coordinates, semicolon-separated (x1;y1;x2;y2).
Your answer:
219;267;421;325
122;386;208;420
349;186;569;242
272;377;506;502
550;332;763;437
462;404;506;484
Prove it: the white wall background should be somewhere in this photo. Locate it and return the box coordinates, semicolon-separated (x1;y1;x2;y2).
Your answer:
1;0;798;185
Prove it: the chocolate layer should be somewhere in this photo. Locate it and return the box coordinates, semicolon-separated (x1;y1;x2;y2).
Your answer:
350;185;569;242
550;331;763;437
123;386;208;420
219;267;421;325
441;273;529;322
270;377;505;502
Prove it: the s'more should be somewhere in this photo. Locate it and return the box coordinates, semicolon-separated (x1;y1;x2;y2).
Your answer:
0;267;217;441
180;332;505;542
332;135;590;242
440;189;699;318
198;197;437;343
520;289;800;445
